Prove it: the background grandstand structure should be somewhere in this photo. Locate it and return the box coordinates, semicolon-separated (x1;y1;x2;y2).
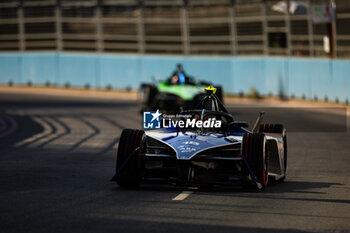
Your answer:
0;0;350;58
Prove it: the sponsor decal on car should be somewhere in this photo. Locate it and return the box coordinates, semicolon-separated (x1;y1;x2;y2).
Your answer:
143;110;222;129
143;110;162;129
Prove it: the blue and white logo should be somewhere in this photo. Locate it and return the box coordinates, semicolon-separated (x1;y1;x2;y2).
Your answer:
143;110;162;129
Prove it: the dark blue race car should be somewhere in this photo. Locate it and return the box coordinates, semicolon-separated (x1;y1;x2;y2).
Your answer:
112;86;287;190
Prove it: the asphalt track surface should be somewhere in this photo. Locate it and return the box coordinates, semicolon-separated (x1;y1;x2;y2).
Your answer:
1;92;350;233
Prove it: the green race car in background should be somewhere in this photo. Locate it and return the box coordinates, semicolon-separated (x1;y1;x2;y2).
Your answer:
139;64;223;113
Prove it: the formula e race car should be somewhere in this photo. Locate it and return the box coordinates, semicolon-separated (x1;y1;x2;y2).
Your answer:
112;85;287;190
138;64;223;113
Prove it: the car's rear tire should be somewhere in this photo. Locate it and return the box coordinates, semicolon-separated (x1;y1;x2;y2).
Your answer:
215;86;224;104
241;133;268;190
259;124;287;181
115;129;145;187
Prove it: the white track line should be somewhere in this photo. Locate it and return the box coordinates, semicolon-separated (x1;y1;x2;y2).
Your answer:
33;117;67;148
15;116;52;147
0;113;18;138
172;191;193;201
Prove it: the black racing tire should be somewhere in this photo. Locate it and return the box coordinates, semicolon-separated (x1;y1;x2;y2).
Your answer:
259;124;284;134
115;129;145;187
259;124;287;181
215;86;224;104
241;133;268;190
139;84;158;112
192;93;206;109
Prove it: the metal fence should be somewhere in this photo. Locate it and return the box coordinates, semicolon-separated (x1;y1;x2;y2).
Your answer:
1;0;350;58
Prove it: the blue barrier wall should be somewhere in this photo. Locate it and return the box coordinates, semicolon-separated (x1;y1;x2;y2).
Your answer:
0;52;349;103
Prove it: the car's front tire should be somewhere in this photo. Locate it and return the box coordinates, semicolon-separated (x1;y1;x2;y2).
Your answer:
139;84;158;112
115;129;145;187
241;133;268;190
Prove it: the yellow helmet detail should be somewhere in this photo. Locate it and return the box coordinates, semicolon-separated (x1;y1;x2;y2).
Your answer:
205;84;217;94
